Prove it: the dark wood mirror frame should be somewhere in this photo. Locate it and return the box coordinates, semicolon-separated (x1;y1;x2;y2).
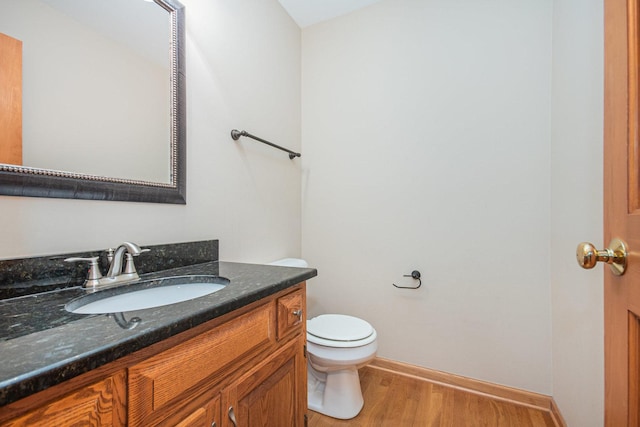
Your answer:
0;0;186;204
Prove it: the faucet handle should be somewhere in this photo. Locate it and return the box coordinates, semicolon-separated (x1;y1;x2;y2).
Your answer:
123;248;150;275
123;253;138;275
64;256;103;288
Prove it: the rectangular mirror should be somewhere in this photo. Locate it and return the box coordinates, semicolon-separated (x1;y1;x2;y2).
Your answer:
0;0;186;204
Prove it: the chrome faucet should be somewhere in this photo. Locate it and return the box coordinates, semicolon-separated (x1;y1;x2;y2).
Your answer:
102;242;150;286
65;241;149;289
106;242;145;279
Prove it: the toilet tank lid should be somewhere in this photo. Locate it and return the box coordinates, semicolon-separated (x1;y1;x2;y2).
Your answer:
268;258;308;268
307;314;374;342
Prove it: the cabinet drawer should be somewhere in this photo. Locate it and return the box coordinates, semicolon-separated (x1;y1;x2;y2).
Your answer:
128;303;275;425
277;289;304;340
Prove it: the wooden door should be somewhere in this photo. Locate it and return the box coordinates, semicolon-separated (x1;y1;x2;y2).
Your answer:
0;32;22;165
605;0;640;424
221;337;306;427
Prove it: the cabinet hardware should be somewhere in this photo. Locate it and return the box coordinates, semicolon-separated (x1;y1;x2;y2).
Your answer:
228;406;237;427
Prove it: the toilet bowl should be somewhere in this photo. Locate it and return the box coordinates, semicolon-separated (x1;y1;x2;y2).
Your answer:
306;314;378;420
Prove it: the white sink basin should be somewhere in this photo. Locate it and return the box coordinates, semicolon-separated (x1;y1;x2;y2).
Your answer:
66;275;229;314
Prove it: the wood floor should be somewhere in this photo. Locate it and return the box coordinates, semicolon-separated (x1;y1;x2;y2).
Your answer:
307;366;557;427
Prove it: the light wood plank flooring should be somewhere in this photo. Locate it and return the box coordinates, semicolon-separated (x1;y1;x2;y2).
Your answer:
307;366;556;427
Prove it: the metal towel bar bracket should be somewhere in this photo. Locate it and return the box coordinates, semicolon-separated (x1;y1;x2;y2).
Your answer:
231;129;301;159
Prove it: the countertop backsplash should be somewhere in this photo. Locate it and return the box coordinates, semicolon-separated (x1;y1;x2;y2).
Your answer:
0;240;219;300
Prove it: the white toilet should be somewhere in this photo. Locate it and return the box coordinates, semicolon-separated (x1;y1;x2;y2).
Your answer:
306;314;378;419
267;258;378;419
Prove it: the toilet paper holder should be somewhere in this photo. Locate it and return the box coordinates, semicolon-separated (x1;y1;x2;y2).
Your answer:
392;270;421;289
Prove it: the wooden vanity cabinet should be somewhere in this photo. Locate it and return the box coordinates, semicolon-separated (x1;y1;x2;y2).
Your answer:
128;284;306;427
0;283;307;427
127;301;276;426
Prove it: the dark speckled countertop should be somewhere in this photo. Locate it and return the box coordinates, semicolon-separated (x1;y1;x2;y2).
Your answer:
0;260;317;407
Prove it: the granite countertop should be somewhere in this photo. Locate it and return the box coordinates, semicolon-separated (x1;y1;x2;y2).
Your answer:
0;261;317;407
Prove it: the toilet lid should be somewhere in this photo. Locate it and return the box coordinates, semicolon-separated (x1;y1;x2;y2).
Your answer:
307;314;374;342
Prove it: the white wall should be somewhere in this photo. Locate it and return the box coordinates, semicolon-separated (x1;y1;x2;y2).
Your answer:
0;0;302;263
550;0;604;425
302;0;553;394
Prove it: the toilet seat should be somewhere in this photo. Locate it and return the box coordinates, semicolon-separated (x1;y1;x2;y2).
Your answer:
307;314;376;348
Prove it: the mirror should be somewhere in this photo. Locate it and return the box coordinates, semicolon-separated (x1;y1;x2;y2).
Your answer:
0;0;185;204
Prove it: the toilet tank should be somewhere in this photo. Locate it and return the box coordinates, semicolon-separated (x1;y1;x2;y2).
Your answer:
268;258;309;268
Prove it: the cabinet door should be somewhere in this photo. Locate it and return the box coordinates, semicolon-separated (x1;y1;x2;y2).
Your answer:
174;395;220;427
222;336;306;427
4;372;126;427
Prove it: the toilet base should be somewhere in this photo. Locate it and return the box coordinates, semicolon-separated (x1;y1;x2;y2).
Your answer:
307;364;364;420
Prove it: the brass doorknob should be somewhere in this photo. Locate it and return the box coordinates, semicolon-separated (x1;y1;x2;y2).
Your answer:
576;238;628;276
